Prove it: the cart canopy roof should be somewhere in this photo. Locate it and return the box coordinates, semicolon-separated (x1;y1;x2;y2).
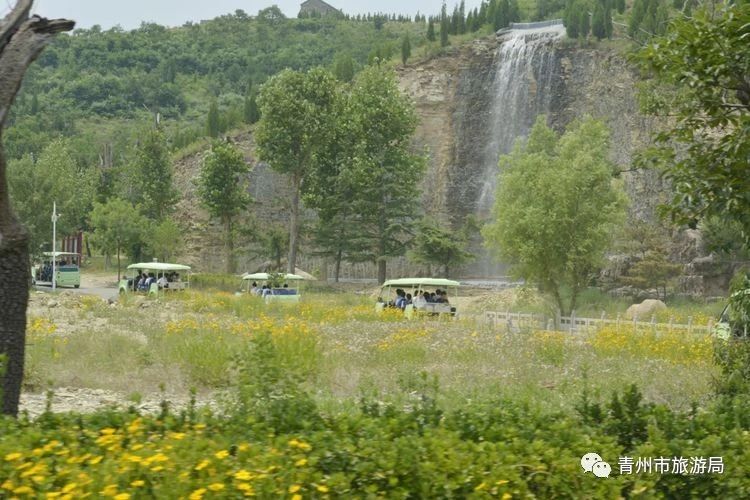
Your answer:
127;262;191;272
241;272;306;281
42;252;80;257
382;278;460;288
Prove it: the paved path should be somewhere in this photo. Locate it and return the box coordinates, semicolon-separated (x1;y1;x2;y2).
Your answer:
33;274;119;302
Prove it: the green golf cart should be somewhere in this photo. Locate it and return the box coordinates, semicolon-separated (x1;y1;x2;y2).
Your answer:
240;272;306;303
32;251;81;288
119;262;191;295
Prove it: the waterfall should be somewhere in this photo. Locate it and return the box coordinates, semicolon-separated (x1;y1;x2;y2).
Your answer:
476;24;565;216
465;24;564;278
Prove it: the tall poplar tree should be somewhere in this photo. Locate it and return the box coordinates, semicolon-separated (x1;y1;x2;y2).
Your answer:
256;68;338;274
133;128;176;222
197;140;251;274
345;64;425;284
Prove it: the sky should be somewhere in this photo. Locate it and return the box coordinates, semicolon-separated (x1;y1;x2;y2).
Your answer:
17;1;485;30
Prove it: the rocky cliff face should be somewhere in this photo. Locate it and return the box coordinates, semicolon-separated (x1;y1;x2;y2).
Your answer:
398;32;666;277
175;32;711;285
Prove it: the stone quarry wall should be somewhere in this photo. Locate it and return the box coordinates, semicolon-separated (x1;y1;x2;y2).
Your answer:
172;34;728;291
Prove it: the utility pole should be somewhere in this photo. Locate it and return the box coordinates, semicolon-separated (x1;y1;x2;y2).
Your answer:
51;201;59;291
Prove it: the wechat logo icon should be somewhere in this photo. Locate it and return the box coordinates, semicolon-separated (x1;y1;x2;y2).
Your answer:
581;452;611;478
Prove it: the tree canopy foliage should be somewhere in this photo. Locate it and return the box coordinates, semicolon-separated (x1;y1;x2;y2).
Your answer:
483;116;627;315
89;198;146;279
197;140;251;273
636;1;750;248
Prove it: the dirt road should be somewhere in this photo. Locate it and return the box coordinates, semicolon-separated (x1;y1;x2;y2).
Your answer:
33;273;119;302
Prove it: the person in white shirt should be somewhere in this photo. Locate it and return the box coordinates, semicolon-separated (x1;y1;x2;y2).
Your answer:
157;275;169;289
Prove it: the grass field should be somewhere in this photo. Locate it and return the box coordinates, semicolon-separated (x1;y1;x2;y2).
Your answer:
24;288;719;412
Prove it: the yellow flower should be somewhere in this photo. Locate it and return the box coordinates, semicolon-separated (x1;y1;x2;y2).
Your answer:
214;450;230;460
88;455;103;465
289;485;301;493
14;485;34;494
238;443;250;452
1;480;14;490
295;458;308;467
4;452;22;461
234;470;253;481
46;493;62;499
195;459;210;471
292;495;302;500
114;494;131;500
131;480;145;487
502;494;512;500
62;483;78;493
208;483;225;492
236;483;255;495
316;484;329;493
100;484;118;497
496;480;509;485
189;488;207;500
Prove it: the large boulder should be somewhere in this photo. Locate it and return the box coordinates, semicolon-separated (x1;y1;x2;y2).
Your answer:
625;299;667;320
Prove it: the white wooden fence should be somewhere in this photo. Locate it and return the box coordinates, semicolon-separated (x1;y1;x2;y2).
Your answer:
483;311;714;335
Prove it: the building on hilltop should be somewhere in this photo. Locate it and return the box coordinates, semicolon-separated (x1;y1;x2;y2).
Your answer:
299;0;341;18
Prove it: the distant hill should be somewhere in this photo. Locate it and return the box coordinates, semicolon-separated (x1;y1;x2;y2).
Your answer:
6;9;428;166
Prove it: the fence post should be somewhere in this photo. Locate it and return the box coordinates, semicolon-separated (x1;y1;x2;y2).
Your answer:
669;316;674;333
547;318;554;331
506;310;511;333
651;314;656;334
570;310;576;334
633;314;638;334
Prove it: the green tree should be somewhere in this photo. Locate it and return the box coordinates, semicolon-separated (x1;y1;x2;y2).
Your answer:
591;0;608;40
243;86;260;124
483;116;627;315
256;68;338;274
408;218;474;277
621;251;682;300
344;64;425;283
427;18;436;41
146;218;182;262
89;198;147;280
440;3;450;47
8;140;95;254
578;4;591;39
401;34;412;65
196;140;251;274
636;2;750;247
207;100;220;138
332;52;355;82
132;128;176;221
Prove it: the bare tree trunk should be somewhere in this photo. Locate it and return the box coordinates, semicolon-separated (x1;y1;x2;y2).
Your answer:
225;216;234;274
287;174;301;275
0;1;74;417
334;248;342;283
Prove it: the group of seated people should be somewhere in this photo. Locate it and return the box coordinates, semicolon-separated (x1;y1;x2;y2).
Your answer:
389;288;451;310
249;282;297;297
38;260;71;281
132;271;181;292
